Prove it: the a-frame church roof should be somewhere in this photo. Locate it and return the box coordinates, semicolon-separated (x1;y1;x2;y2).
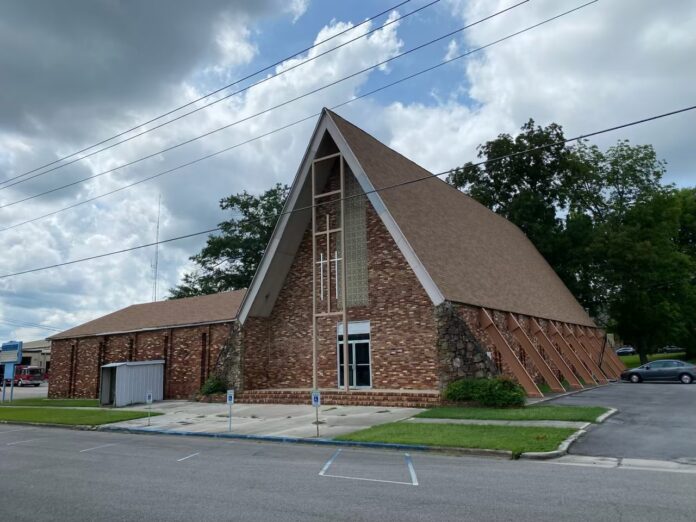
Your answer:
239;108;594;327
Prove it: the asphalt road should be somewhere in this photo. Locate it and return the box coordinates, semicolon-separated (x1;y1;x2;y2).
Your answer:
1;426;694;521
549;382;696;462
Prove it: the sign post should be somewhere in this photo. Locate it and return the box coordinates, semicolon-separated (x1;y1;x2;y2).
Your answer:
226;389;235;432
145;390;153;426
1;341;23;404
311;389;321;438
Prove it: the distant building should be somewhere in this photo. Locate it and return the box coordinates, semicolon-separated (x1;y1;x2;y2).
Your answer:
49;109;623;406
20;339;51;371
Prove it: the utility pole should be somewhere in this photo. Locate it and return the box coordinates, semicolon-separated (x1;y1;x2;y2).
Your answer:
152;194;161;302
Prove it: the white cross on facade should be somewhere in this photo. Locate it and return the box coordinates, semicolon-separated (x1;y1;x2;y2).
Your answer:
316;253;327;300
331;250;342;300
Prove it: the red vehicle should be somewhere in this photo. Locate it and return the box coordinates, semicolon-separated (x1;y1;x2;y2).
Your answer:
3;365;44;387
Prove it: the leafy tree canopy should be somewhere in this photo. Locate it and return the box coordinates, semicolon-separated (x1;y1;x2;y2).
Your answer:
169;183;289;299
448;119;695;361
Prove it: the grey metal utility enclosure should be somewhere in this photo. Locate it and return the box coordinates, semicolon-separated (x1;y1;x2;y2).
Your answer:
99;360;164;407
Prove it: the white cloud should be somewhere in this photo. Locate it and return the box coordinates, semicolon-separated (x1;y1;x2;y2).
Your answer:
213;19;258;72
287;0;310;23
0;6;404;338
444;38;459;61
381;0;696;184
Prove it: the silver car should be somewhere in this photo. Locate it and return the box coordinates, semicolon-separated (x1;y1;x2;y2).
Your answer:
621;360;695;384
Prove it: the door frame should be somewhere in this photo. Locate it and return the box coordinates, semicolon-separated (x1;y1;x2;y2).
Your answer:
336;321;372;389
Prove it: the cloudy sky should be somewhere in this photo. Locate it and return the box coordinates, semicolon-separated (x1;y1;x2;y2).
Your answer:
1;0;694;342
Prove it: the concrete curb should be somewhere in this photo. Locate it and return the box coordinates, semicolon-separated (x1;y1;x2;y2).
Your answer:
0;420;98;431
519;428;588;460
595;407;618;423
517;407;618;460
529;381;614;405
98;425;513;459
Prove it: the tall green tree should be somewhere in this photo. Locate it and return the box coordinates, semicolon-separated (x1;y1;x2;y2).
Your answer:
448;119;694;361
599;190;696;363
169;183;289;299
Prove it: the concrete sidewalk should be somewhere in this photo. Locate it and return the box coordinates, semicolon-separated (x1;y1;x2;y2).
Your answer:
110;400;422;438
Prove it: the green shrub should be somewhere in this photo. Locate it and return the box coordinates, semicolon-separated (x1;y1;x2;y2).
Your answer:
200;375;227;395
477;377;526;408
444;377;526;408
444;378;487;402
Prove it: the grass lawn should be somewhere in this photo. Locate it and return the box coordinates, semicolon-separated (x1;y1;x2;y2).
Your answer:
415;405;608;423
335;422;575;457
0;407;159;426
2;398;100;408
618;352;695;369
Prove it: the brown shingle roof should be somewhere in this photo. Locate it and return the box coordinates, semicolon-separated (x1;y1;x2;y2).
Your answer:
50;290;245;339
327;109;594;327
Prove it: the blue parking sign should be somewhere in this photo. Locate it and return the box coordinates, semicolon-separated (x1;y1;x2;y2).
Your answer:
311;390;321;408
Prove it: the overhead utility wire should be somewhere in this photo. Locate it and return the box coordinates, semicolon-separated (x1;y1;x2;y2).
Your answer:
0;0;589;233
0;0;528;209
0;0;436;189
2;102;692;280
1;0;414;186
0;319;62;332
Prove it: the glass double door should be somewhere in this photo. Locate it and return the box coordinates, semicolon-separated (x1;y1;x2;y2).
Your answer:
337;334;371;388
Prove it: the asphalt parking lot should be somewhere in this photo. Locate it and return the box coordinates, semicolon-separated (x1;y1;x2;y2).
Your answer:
0;426;693;521
0;381;48;401
548;382;696;462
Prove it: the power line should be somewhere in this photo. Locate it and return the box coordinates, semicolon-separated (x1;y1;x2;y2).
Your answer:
0;0;592;233
0;0;529;209
1;102;692;281
0;319;62;332
0;0;439;190
0;0;414;186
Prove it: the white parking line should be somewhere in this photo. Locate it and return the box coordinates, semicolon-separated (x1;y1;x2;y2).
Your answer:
405;453;419;486
177;452;200;462
321;474;415;486
79;443;117;453
318;449;418;487
318;449;342;476
6;439;37;446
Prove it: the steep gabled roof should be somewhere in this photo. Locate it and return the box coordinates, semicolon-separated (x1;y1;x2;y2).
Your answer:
239;109;594;327
50;290;245;340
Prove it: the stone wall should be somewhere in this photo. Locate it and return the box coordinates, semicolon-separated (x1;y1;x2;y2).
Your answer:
211;321;243;390
48;322;235;400
435;302;498;390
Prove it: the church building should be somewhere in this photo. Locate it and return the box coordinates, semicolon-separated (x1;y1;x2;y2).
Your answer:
48;109;624;407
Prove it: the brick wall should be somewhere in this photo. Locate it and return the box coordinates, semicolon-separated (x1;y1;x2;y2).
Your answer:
242;178;439;392
48;322;234;400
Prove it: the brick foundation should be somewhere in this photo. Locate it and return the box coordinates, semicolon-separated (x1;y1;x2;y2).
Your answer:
213;389;441;408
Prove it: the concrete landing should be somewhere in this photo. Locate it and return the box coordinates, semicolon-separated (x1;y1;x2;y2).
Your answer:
110;400;422;438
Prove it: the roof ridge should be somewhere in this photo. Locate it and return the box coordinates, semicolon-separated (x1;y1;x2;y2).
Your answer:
325;108;531;238
325;108;433;179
